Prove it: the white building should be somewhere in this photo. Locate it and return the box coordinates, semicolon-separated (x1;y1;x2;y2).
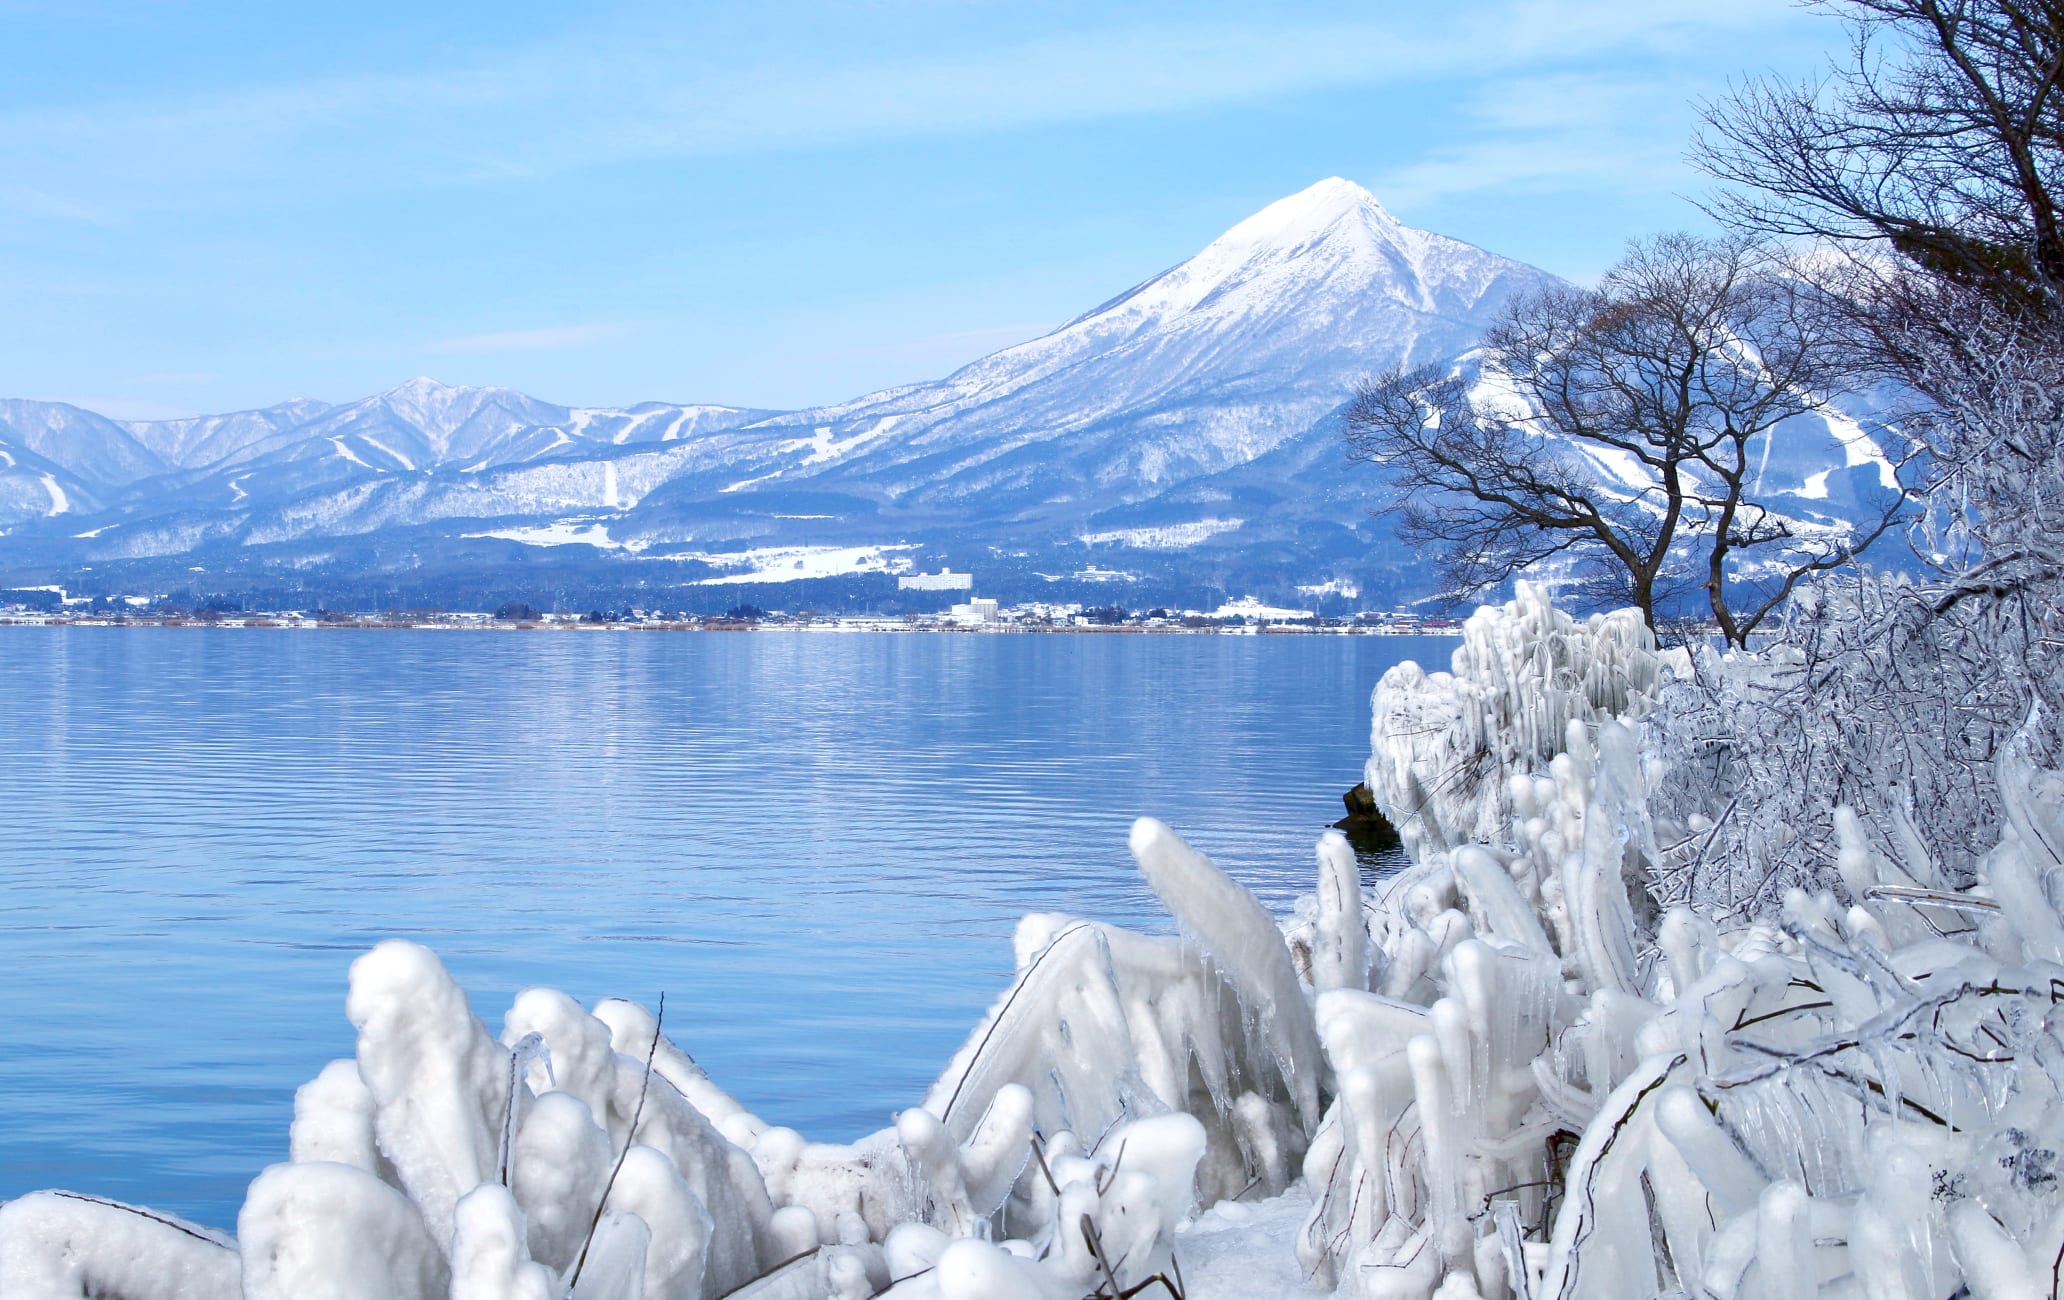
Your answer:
948;597;1000;624
899;569;973;591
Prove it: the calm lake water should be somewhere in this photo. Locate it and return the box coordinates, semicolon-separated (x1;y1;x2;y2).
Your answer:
0;627;1446;1229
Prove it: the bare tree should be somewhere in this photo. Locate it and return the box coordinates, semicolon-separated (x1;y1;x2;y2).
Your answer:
1633;0;2064;909
1650;287;2064;909
1344;233;1903;645
1696;0;2064;317
1696;0;2064;621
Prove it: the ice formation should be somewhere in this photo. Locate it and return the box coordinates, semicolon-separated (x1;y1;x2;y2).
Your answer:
0;834;1312;1300
1364;582;1674;855
1292;587;2064;1299
5;583;2063;1299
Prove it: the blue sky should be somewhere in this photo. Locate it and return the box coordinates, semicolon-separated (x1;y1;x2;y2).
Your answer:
0;1;1843;419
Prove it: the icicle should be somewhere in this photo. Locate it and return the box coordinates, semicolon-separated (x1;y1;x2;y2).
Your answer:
1129;817;1326;1129
1654;1085;1767;1217
602;1145;717;1300
1454;846;1554;952
1313;830;1369;991
568;1210;651;1300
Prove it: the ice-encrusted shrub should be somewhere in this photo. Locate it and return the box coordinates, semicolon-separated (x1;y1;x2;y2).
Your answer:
1308;587;2064;1299
1365;580;1671;857
1648;572;2060;914
1647;291;2064;917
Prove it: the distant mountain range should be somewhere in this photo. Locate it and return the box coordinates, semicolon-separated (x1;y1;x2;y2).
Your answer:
0;180;1898;613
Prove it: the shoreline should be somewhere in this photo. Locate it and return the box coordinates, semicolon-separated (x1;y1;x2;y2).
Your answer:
0;613;1461;636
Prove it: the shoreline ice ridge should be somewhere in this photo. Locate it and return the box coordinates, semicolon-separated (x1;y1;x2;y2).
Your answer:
4;582;2062;1300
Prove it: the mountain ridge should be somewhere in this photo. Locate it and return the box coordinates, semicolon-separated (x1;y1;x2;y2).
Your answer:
0;179;1887;610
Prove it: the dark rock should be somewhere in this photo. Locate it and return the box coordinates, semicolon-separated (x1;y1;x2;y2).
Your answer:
1334;781;1401;853
1341;782;1378;820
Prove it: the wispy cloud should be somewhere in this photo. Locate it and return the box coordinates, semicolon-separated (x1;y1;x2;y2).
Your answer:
1373;73;1705;211
425;323;628;354
0;1;1810;222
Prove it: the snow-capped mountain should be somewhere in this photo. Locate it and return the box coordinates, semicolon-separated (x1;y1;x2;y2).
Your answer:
0;179;1894;608
121;399;337;473
0;401;169;520
642;178;1549;522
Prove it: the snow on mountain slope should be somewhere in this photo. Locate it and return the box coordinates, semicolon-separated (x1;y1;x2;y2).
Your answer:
285;381;774;473
667;178;1552;520
121;399;336;472
0;400;165;484
286;378;584;472
566;401;770;450
60;407;807;561
111;386;777;484
0;401;172;526
0;380;784;548
227;425;796;547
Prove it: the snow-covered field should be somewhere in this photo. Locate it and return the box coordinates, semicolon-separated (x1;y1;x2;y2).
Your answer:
4;584;2060;1299
469;521;636;550
456;525;920;586
685;544;918;585
1213;596;1317;622
1078;519;1245;550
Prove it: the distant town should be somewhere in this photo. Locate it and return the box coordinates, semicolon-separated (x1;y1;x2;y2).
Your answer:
1;571;1460;635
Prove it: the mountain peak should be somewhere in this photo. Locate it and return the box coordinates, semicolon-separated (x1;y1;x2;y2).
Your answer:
1268;176;1392;221
1212;177;1404;256
383;376;460;399
368;376;529;420
1031;178;1428;338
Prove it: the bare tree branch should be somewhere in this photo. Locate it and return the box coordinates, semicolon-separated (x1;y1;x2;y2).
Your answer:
1345;234;1901;645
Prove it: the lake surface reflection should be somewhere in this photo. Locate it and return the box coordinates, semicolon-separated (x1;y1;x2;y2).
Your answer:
0;627;1444;1228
